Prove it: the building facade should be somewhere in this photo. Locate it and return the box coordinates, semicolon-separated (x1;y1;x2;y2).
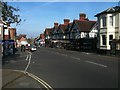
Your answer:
44;13;98;50
95;6;120;54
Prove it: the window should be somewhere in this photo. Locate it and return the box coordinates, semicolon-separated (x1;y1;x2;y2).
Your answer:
100;18;103;28
109;35;113;45
102;35;106;45
4;29;9;35
109;16;113;26
103;17;106;27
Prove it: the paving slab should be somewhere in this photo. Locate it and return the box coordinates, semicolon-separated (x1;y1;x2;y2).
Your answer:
2;69;45;88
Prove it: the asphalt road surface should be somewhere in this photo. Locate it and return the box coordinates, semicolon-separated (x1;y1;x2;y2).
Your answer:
3;47;119;88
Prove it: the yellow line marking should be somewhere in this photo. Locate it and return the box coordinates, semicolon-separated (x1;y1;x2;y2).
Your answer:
24;54;31;72
25;55;29;61
13;70;53;90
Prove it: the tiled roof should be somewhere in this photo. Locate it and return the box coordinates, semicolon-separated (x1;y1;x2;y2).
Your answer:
16;34;26;40
45;28;53;35
68;22;73;27
95;6;120;17
58;24;68;31
74;20;96;32
53;25;59;31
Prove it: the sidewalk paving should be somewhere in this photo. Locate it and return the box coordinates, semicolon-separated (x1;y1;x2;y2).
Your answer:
2;69;45;88
2;48;29;65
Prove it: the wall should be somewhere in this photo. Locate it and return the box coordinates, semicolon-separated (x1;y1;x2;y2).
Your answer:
9;28;16;40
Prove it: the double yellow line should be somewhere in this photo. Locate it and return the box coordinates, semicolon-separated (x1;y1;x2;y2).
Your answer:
24;54;31;72
22;51;54;90
13;70;54;90
25;71;54;90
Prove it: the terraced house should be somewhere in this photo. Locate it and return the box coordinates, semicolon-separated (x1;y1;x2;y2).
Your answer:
44;13;98;50
95;6;120;55
44;28;53;47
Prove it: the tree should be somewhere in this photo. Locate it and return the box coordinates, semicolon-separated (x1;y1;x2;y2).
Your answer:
1;2;21;25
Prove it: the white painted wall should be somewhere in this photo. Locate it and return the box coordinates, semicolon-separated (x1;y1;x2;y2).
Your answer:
98;13;120;50
81;32;87;38
89;26;98;38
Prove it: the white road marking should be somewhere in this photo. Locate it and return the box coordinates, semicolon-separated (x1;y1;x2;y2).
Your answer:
82;52;90;55
24;54;31;72
61;54;68;56
86;53;90;55
70;56;81;60
25;55;29;61
27;72;53;90
13;70;53;90
47;51;82;61
85;60;108;68
13;51;53;89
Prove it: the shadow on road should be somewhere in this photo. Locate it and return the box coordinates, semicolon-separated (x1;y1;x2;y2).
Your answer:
2;54;21;65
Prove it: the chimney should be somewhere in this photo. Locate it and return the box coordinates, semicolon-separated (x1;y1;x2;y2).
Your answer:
54;22;58;27
64;19;70;25
79;13;86;20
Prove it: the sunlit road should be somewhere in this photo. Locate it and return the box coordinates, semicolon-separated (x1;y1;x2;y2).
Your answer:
3;47;119;88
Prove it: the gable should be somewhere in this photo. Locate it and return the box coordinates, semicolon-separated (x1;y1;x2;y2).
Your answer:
71;23;79;32
95;6;120;17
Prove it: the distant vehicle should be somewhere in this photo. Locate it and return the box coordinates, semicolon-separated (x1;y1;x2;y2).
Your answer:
26;44;31;50
21;41;28;46
30;45;37;51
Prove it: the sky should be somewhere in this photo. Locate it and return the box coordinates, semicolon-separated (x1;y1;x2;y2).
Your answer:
8;2;118;38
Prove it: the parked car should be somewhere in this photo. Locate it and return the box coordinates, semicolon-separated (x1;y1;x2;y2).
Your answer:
30;45;37;51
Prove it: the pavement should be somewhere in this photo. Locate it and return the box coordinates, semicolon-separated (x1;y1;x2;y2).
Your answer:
2;48;29;65
2;69;45;89
2;48;49;89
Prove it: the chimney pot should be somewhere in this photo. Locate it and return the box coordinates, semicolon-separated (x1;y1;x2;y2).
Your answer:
79;13;86;20
64;19;70;25
54;22;58;27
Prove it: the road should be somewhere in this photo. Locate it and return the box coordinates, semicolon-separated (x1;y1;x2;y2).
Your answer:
3;47;119;88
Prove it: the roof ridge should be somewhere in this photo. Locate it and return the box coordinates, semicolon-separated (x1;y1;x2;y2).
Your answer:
95;5;120;17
